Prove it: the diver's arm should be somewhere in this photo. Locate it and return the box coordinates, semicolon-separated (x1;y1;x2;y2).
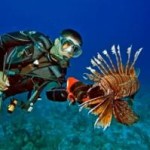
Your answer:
46;68;68;102
0;31;32;50
0;31;52;51
46;77;91;103
0;30;52;71
46;87;68;102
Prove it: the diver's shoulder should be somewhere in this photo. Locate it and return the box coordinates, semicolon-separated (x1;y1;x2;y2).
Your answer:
2;30;50;39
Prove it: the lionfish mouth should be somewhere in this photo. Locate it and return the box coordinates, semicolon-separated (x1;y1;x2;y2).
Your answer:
81;45;142;130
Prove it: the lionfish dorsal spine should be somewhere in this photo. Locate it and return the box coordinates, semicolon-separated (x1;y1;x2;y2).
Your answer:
117;45;124;73
125;45;132;74
87;45;142;80
102;49;116;73
94;54;108;74
111;45;124;74
111;45;120;73
97;53;114;75
90;58;106;75
86;66;97;74
83;73;94;81
93;57;108;75
129;48;143;70
85;66;102;81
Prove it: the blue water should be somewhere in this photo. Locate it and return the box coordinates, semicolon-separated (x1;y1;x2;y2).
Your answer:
0;0;150;149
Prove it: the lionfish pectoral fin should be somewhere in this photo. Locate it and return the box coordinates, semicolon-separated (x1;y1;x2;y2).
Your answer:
94;99;113;130
80;95;113;130
79;96;103;112
88;98;106;115
80;96;104;109
113;99;139;125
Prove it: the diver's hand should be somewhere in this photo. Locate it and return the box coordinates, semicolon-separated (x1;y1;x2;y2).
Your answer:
0;71;10;91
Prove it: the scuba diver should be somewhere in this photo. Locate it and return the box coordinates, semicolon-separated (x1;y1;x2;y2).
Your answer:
0;29;83;112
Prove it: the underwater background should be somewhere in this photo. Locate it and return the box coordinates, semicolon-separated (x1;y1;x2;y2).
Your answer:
0;0;150;149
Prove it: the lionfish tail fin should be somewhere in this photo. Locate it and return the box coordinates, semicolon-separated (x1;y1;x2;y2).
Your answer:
94;98;113;130
113;99;139;125
80;96;113;130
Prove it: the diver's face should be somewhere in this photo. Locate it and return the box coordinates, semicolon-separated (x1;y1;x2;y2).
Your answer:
56;36;82;59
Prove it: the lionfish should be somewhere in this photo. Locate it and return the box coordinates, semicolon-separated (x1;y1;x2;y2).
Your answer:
81;45;142;130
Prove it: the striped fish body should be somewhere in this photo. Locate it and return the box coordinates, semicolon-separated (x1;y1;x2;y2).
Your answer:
99;73;140;100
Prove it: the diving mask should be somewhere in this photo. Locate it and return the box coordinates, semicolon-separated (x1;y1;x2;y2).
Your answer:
59;37;82;58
